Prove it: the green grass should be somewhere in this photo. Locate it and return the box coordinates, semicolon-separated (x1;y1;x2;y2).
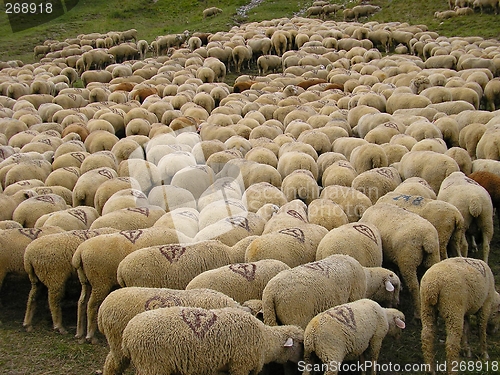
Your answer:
0;0;499;64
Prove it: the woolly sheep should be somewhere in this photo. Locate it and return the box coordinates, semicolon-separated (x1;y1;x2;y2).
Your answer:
98;287;247;375
302;299;406;375
121;306;304;375
476;127;500;161
392;177;437;199
378;192;467;259
360;203;441;318
321;160;357;188
437;171;494;262
242;181;287;212
90;206;165;230
320;185;372;223
185;259;290;303
281;169;319;205
0;226;65;305
245;224;328;268
468;170;500;228
307;198;349;231
116;239;232;289
72;167;118;207
396;150;460;193
421;258;500;375
34;206;99;231
71;227;190;343
13;193;68;228
316;222;383;267
262;254;401;329
351;166;402;205
23;228;118;334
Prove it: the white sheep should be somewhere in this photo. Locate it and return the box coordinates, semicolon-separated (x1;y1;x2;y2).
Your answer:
185;259;290;303
396;150;460;193
302;299;406;375
121;306;304;375
23;228;118;334
98;287;248;375
437;171;494;262
71;227;191;343
320;185;373;223
351;166;402;205
421;257;500;375
360;203;441;318
116;240;232;289
262;254;401;329
316;222;383;267
377;192;467;259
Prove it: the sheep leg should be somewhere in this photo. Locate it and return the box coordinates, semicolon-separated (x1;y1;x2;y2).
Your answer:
399;266;421;319
75;279;90;341
103;350;130;375
23;278;41;332
366;335;384;375
477;307;491;360
420;304;437;375
444;312;464;375
86;286;111;344
48;284;68;334
460;316;471;358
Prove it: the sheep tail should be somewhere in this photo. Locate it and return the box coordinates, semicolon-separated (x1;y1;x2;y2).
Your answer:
71;249;88;284
469;196;483;218
262;292;278;326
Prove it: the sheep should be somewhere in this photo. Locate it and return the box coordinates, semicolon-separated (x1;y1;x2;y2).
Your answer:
316;222;383;267
437;171;494;262
71;227;190;343
90;206;166;230
203;6;223;18
473;0;499;13
351;167;402;205
377;192;467;260
483;78;500;111
320;185;373;223
392;177;437;199
121;306;304;375
262;254;401;329
244;224;327;268
72;167;119;207
185;259;290;303
116;240;232;289
421;257;500;375
321;160;357;188
468;170;500;229
35;206;100;231
396;150;460;193
22;228;118;334
307;198;349;231
360;203;441;319
98;287;249;375
257;55;282;75
281;169;320;205
12;194;68;228
301;299;406;375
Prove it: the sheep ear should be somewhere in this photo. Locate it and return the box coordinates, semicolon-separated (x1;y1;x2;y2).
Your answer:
385;279;395;292
284;337;294;347
395;317;406;329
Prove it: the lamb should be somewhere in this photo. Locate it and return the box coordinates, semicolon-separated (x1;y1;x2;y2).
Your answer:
377;192;467;259
359;203;441;318
262;254;401;329
185;259;290;303
23;228;118;334
71;227;191;343
203;6;223;18
437;171;494;262
315;222;383;267
98;287;248;375
421;257;500;375
121;306;304;375
301;299;406;375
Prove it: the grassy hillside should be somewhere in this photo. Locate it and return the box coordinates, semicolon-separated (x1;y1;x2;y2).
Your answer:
0;0;499;63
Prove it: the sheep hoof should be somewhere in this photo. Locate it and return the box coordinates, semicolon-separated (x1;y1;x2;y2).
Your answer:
24;325;33;333
87;336;100;345
77;337;87;344
55;326;68;335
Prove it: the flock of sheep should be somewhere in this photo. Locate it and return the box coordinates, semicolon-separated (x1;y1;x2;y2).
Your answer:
2;1;500;374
